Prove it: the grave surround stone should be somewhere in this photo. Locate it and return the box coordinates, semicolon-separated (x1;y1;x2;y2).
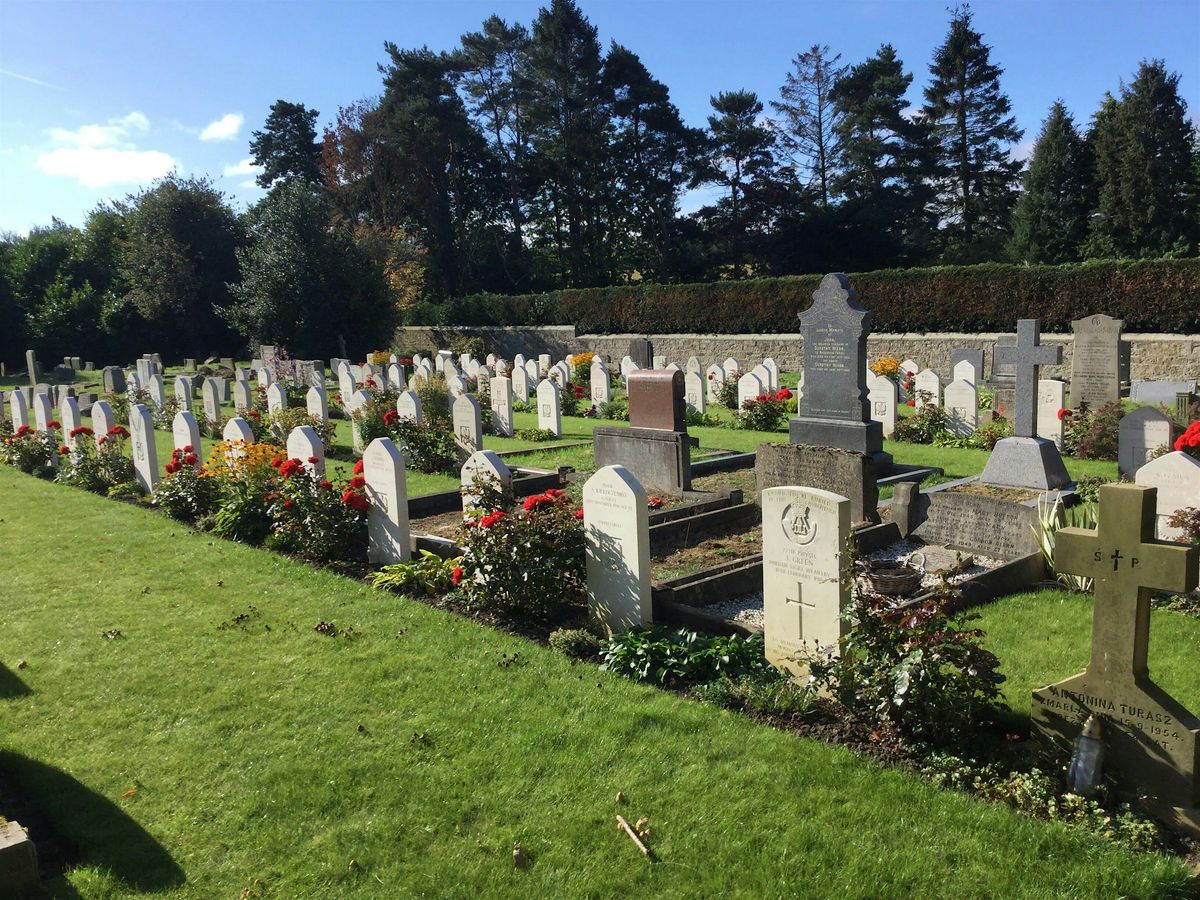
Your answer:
1031;484;1200;836
1132;381;1197;407
891;482;1040;559
756;443;879;525
1071;314;1124;410
584;465;652;635
761;485;851;680
364;437;411;565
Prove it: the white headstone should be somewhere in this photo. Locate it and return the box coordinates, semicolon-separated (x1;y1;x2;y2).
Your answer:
202;378;221;426
222;416;254;456
686;356;702;376
1119;407;1176;478
60;395;82;447
396;391;422;424
339;369;357;402
537;354;551;377
233;380;252;412
513;353;526;370
652;355;666;370
620;356;636;381
737;371;764;410
590;361;611;406
943;379;978;437
761;485;851;680
684;371;706;414
147;374;166;410
91;400;114;438
8;389;28;428
364;437;411;565
174;375;194;405
524;359;538;384
387;364;404;388
552;361;571;387
952;359;978;385
867;374;897;438
287;425;325;476
723;357;740;379
256;367;272;389
584;465;652;635
1136;451;1200;543
32;392;52;431
452;393;483;453
762;358;780;392
447;375;467;400
306;385;328;422
1036;379;1067;448
536;378;562;436
490;376;514;437
266;382;287;415
461;449;512;512
171;410;201;454
511;365;529;404
129;403;158;492
705;363;725;402
914;368;941;408
346;388;371;453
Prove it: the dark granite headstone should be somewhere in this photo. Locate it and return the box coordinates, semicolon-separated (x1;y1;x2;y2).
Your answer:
25;349;39;389
1071;314;1123;410
891;482;1039;559
627;369;686;431
102;366;126;394
756;442;879;525
593;426;691;496
789;273;890;468
629;338;654;370
52;364;75;381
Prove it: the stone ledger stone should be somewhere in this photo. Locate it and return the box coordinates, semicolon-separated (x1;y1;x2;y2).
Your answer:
756;442;879;525
890;482;1040;559
584;465;651;635
592;426;691;497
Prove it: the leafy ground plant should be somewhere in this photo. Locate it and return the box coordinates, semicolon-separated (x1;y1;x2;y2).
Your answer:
600;627;771;687
371;550;461;597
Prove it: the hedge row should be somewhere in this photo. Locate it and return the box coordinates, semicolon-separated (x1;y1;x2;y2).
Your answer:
431;259;1200;334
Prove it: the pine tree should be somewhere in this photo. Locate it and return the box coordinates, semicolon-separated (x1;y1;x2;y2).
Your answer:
249;101;323;188
1087;60;1196;258
830;43;937;267
1009;101;1092;263
922;5;1023;261
770;45;846;208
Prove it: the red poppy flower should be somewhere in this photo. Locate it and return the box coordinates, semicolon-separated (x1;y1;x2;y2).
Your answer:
452;565;463;586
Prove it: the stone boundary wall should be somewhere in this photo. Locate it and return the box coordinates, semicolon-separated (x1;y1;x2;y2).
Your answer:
394;326;1200;382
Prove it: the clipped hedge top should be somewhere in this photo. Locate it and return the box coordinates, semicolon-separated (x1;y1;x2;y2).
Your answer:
427;259;1200;334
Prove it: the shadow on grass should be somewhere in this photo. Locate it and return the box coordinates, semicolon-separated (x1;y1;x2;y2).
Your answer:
0;751;185;893
0;663;32;698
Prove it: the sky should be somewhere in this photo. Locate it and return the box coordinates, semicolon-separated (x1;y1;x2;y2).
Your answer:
1;0;1197;235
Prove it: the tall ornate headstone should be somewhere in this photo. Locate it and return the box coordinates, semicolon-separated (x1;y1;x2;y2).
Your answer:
790;273;890;468
1032;484;1200;836
1071;314;1124;410
584;465;652;635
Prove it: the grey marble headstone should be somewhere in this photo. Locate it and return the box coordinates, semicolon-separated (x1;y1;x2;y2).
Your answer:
1071;314;1123;410
1131;381;1195;407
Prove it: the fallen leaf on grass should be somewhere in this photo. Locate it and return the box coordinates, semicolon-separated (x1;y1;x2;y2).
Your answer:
121;789;138;798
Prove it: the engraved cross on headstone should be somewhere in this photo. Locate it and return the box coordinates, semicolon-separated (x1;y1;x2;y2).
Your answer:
784;581;817;640
994;319;1061;438
1055;484;1197;681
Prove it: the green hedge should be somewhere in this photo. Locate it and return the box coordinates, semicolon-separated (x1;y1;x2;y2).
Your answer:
428;259;1200;333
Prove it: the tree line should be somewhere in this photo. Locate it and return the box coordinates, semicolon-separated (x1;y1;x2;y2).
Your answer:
1;1;1195;365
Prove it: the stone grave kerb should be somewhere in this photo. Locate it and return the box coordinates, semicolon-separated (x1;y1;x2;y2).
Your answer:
1032;484;1200;833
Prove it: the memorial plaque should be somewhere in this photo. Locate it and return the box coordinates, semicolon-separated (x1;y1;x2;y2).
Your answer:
890;485;1039;559
1071;314;1123;410
756;442;878;525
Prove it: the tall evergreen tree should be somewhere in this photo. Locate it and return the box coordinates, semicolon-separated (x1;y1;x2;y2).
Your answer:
771;45;846;208
695;90;781;277
1086;60;1196;258
830;43;937;267
249;100;323;188
922;5;1023;261
525;0;612;287
1009;101;1092;263
603;42;704;281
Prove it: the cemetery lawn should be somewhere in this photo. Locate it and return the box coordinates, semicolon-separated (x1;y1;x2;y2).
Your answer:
1;468;1193;898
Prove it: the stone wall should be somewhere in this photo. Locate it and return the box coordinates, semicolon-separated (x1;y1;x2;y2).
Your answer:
394;326;1200;382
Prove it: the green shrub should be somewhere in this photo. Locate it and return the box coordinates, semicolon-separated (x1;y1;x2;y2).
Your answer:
384;418;458;474
56;426;136;494
548;627;602;660
689;672;814;716
1064;401;1123;460
1;424;59;477
736;390;791;431
893;399;949;444
414;376;452;429
372;550;461;596
152;447;219;522
515;427;558;442
600;627;771;687
596;398;628;421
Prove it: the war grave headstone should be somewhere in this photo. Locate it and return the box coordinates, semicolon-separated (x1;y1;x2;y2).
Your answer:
536;378;562;436
147;374;166;410
287;425;326;476
950;349;984;385
60;395;82;448
202;378;222;428
233;380;252;413
129;403;159;492
686;356;702;376
461;449;512;512
1031;484;1200;836
899;359;919;400
552;360;571;387
513;353;526;372
524;359;538;385
490;375;514;437
364;437;411;565
591;360;612;406
174;375;194;404
1037;379;1067;449
212;376;230;403
538;353;551;377
757;443;879;526
722;357;741;381
867;373;897;438
584;464;652;635
979;319;1071;490
306;385;328;423
511;365;530;404
256;367;274;389
1071;314;1123;410
914;368;941;408
790;273;891;469
447;375;468;400
172;410;201;457
737;371;764;411
1136;451;1200;544
346;388;371;452
453;393;483;453
396;391;422;424
338;368;357;401
951;359;978;385
91;400;115;437
762;358;780;392
684;370;706;414
943;378;978;437
593;369;691;496
1119;407;1176;478
223;417;254;458
234;366;250;383
761;486;851;681
266;382;288;415
705;363;725;402
9;390;29;428
32;391;52;431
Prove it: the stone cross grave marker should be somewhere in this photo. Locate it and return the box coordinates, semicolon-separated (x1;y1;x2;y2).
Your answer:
202;378;222;427
490;375;514;437
172;410;201;455
452;393;483;453
584;464;651;635
287;425;325;476
1071;313;1124;410
536;378;562;436
306;385;328;422
396;390;422;424
684;370;706;414
129;403;158;493
867;374;897;438
761;485;851;682
266;382;287;415
1032;484;1200;834
1037;379;1067;448
994;319;1060;438
461;449;511;513
943;378;977;437
61;395;82;448
91;399;114;437
365;437;411;565
914;368;941;408
1119;407;1175;478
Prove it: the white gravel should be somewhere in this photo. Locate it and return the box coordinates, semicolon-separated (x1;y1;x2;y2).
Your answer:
701;592;764;628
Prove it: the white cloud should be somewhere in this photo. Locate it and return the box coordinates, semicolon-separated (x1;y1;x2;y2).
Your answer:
0;67;65;91
200;113;244;142
238;179;261;190
37;111;177;188
1010;140;1035;163
223;157;263;177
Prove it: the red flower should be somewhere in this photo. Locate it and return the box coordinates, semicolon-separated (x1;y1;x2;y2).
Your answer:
342;490;369;512
270;456;283;468
399;357;413;365
774;388;792;401
366;378;377;388
479;510;507;529
348;475;366;489
353;459;365;475
248;409;261;419
451;565;463;586
165;461;179;474
319;480;333;490
1056;408;1072;421
523;493;555;512
573;385;585;399
574;507;585;520
184;453;198;466
279;458;305;479
107;425;129;438
647;496;664;510
906;399;916;408
183;444;193;452
754;393;770;403
283;499;293;509
69;425;93;438
59;445;69;455
383;409;399;427
16;425;31;436
97;436;107;445
46;420;61;429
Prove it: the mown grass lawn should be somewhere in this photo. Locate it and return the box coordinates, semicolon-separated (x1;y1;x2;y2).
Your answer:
0;466;1194;898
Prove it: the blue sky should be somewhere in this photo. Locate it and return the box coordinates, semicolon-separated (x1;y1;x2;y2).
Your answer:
1;0;1197;235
